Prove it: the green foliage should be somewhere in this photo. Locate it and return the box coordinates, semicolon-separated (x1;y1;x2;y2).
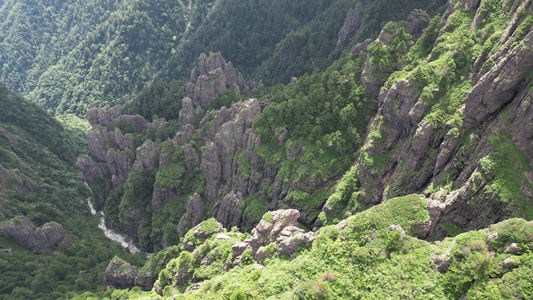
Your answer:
123;80;186;122
443;251;501;297
0;84;148;299
0;0;217;116
444;222;464;237
385;230;403;252
121;169;156;207
489;218;533;254
253;53;373;202
243;196;269;225
230;289;248;300
480;131;533;218
367;21;413;75
0;0;447;116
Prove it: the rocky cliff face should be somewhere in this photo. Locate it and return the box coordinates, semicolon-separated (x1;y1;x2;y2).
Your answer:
325;0;533;239
79;53;273;251
186;52;255;115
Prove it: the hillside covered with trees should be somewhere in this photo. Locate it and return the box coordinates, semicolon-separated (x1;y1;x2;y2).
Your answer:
0;0;446;116
1;0;533;299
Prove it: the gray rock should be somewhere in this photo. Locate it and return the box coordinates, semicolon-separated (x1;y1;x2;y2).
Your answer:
460;0;481;12
407;9;430;39
186;52;253;110
277;231;316;258
183;144;200;171
177;193;205;236
87;106;122;127
133;140;160;173
503;243;519;254
232;242;251;257
351;39;372;58
387;225;406;241
33;222;73;253
114;115;148;131
216;234;231;240
336;7;362;49
464;29;533;128
104;256;139;289
87;127;113;162
501;256;518;270
106;148;130;179
174;124;195;145
134;272;153;291
0;216;72;254
179;97;195;126
212;191;244;229
253;209;301;242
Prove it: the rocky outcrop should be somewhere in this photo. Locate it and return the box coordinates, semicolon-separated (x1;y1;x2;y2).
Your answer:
231;209;316;261
104;256;139;289
336;7;362;49
183;219;224;252
464;27;533;128
351;39;372;57
87;106;122;127
407;9;430;38
330;0;533;240
211;191;244;230
186;52;255;113
177;193;205;236
459;0;481;12
0;216;72;253
133;140;159;173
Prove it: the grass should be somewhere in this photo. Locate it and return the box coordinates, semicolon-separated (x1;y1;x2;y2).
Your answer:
480;131;533;218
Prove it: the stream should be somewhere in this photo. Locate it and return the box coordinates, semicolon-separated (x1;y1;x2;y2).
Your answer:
85;184;142;254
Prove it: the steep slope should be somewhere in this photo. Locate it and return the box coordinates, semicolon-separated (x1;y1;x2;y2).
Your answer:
0;84;145;299
75;0;533;298
81;196;533;299
78;49;376;254
159;0;448;86
321;0;533;239
0;0;216;115
0;0;448;116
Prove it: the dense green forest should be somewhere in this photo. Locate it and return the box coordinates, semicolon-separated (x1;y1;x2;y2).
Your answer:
2;0;533;298
0;0;446;116
0;83;146;299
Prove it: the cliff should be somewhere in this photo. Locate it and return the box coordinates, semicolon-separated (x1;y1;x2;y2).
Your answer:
322;0;533;239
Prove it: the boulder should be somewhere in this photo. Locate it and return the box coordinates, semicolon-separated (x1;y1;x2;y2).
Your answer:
231;209;315;262
232;242;251;257
253;209;301;242
0;216;72;254
104;256;139;289
503;243;519;254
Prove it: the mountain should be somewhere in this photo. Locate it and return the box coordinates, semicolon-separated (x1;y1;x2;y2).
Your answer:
0;0;447;116
0;84;146;299
72;0;533;298
1;0;533;298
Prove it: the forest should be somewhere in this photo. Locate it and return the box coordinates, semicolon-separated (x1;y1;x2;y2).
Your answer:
1;0;533;299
